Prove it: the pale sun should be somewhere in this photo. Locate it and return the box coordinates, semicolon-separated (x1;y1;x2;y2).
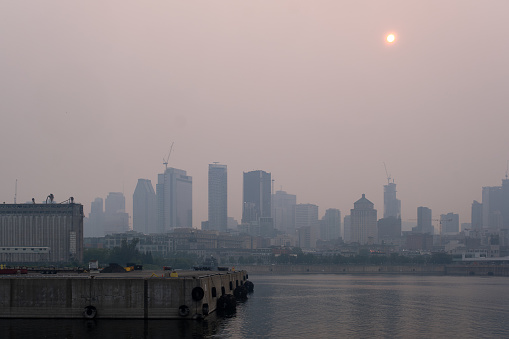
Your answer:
386;34;395;43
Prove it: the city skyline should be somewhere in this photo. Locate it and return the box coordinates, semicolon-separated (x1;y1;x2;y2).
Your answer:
1;1;508;230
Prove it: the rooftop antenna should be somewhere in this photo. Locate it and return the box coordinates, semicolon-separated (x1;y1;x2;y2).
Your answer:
163;142;174;171
383;162;392;185
506;160;508;180
14;179;17;204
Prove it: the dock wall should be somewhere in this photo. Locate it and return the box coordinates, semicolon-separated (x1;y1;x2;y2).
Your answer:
0;270;248;319
237;264;509;277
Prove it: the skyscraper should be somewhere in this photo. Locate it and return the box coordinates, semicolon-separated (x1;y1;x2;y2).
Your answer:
350;194;378;245
104;192;129;235
482;186;502;230
471;200;483;230
133;179;157;234
272;190;297;234
86;197;104;237
321;208;341;241
294;204;319;230
208;163;227;232
441;213;460;234
384;182;401;219
157;167;193;232
416;206;433;234
343;215;351;242
242;170;271;224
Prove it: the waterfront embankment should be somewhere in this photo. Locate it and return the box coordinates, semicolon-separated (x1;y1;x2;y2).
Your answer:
237;264;509;276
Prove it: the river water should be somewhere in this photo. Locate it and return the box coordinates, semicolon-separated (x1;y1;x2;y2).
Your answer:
1;274;508;338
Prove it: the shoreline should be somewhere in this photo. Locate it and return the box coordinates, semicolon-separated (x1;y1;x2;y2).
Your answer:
236;264;509;277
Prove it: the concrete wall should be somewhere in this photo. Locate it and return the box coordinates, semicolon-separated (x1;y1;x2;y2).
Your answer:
237;264;446;275
0;270;247;319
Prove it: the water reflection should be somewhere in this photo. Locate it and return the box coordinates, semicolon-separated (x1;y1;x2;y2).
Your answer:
0;317;224;339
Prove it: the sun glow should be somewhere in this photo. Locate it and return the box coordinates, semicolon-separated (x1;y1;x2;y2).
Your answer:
386;34;395;43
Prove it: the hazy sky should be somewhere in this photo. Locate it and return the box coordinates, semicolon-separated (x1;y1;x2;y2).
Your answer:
1;1;508;230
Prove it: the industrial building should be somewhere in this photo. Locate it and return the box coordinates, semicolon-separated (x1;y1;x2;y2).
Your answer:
0;201;84;263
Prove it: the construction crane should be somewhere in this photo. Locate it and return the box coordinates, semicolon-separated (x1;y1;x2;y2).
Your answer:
163;142;174;171
383;162;392;185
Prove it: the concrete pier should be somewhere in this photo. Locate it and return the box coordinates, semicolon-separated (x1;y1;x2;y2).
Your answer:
0;270;248;319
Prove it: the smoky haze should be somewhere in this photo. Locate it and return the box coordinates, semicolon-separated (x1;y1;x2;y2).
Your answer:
1;1;508;228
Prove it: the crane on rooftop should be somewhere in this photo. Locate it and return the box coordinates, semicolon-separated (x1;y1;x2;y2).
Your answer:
163;142;174;171
383;162;393;185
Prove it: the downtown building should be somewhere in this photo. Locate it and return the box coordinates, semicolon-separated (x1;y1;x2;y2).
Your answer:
321;208;341;241
481;179;509;230
440;212;460;234
241;170;273;237
104;192;129;235
157;167;193;232
272;190;297;234
133;179;157;234
84;197;104;237
413;206;434;234
378;180;402;243
295;203;319;248
207;163;228;232
0;201;84;263
242;170;272;223
350;194;378;245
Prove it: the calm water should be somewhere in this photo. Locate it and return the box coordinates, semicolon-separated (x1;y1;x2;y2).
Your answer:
1;274;508;338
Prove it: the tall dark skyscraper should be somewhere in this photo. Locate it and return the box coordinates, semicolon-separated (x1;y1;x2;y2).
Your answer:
242;170;271;224
415;206;433;234
471;200;483;230
133;179;157;234
157;167;192;232
208;163;227;232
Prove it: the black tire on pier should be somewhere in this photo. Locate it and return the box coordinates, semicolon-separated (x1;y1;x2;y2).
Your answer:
233;285;248;301
83;305;97;319
192;286;205;301
179;305;190;317
244;280;254;293
216;294;236;316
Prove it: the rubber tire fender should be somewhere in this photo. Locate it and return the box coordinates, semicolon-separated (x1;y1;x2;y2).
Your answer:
192;287;205;301
179;305;190;317
84;305;97;319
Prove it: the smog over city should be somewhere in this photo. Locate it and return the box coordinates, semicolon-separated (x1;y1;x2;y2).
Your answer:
1;1;508;229
3;1;509;337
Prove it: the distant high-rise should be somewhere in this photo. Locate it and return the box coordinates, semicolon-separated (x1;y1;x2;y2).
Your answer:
86;197;104;237
242;170;271;224
441;213;460;234
133;179;157;234
384;182;401;219
471;200;483;230
294;204;319;229
208;164;227;232
321;208;341;241
377;216;401;243
157;167;193;232
415;206;433;234
343;215;351;242
482;186;502;230
350;194;378;245
104;192;129;235
272;190;297;234
482;179;509;230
